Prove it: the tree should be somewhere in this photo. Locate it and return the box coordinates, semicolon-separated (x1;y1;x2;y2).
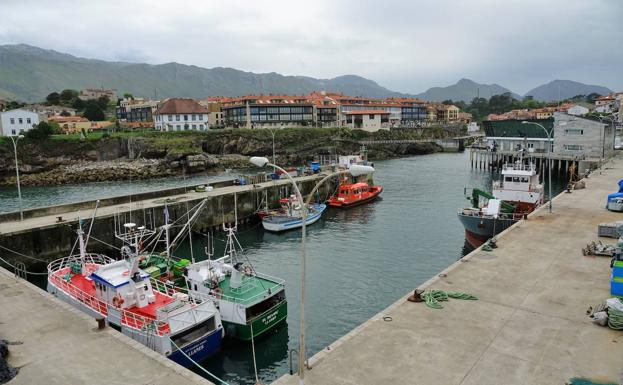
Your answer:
60;89;79;103
72;97;85;110
96;95;110;110
46;92;60;105
123;93;133;99
25;121;54;140
83;100;105;121
60;110;71;117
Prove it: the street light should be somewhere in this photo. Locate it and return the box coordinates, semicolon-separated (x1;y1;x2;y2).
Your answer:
266;128;277;173
249;156;374;384
9;134;25;220
521;121;552;213
597;114;616;171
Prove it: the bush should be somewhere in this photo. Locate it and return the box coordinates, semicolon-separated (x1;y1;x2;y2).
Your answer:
25;122;54;140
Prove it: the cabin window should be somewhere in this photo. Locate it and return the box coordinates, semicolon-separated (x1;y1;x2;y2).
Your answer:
521;177;529;183
194;284;198;291
512;177;520;182
505;177;512;182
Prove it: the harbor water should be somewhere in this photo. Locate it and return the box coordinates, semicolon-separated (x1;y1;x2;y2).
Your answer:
0;152;566;385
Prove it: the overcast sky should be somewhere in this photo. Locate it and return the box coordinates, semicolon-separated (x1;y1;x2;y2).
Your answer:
0;0;621;95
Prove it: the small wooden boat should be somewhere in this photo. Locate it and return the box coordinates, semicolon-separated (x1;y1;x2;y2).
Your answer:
327;181;383;208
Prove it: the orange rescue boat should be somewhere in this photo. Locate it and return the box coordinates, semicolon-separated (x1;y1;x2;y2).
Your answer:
327;181;382;208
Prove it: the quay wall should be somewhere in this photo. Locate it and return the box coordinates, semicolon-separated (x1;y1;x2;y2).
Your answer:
0;174;334;269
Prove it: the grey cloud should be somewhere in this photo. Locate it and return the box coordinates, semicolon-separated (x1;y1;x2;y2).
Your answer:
0;0;620;95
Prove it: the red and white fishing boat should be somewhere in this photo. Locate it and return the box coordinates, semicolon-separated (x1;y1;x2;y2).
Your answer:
47;223;223;366
327;178;383;208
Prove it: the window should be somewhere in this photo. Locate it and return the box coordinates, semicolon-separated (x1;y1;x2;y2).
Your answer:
199;124;204;129
192;124;196;129
168;114;173;121
18;118;23;124
184;115;188;121
191;114;196;121
176;125;181;130
175;115;180;121
11;129;16;135
369;114;375;119
26;118;31;124
505;177;512;182
198;114;203;121
563;144;583;151
527;143;534;149
512;177;520;182
10;118;14;124
565;129;583;135
521;177;529;183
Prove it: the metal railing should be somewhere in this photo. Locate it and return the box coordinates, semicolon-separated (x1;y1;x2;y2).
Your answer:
458;208;526;221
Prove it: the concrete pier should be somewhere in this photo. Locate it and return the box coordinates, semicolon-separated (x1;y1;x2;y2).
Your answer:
0;174;330;263
0;267;213;385
274;158;623;385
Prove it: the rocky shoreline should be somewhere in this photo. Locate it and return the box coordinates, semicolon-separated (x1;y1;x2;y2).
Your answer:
0;129;451;186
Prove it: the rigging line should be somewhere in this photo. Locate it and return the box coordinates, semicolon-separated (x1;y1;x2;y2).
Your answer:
89;235;121;251
167;337;231;385
0;255;48;276
0;244;48;263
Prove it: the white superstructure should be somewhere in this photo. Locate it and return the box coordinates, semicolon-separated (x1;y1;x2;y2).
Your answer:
492;161;544;206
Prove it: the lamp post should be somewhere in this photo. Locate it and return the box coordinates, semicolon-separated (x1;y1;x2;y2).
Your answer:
266;127;277;173
597;114;616;171
521;121;552;213
249;156;374;384
9;134;25;220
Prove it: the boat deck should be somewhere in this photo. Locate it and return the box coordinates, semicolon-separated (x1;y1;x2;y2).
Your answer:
52;266;174;321
219;275;283;305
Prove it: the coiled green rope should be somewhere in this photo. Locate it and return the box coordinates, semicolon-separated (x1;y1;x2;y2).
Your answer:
423;289;478;309
607;307;623;330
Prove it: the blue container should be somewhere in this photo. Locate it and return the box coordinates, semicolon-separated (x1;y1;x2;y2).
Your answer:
311;162;320;172
614;260;623;278
611;276;623;297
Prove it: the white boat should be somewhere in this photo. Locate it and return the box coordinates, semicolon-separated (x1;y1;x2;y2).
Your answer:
47;220;224;366
261;195;326;232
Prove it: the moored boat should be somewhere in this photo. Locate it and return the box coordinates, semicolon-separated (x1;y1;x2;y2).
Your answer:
457;156;544;248
327;179;382;208
261;195;326;232
47;224;224;366
184;225;287;340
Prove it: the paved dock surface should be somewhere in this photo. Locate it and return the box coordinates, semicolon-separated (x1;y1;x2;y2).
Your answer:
0;267;213;385
0;174;322;236
274;160;623;385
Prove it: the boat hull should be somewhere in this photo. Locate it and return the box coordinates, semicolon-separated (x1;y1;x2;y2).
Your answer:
167;328;223;366
224;299;288;341
262;204;326;232
328;186;383;208
457;212;517;248
47;276;222;368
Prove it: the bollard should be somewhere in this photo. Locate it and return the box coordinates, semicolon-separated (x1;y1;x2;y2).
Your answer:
96;317;106;330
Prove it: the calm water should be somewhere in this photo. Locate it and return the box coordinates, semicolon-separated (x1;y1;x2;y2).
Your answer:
0;171;236;214
5;152;565;385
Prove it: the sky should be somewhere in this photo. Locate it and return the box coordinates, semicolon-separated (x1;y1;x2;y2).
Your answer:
0;0;621;95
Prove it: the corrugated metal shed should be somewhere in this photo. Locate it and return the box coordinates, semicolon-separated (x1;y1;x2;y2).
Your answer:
482;118;554;138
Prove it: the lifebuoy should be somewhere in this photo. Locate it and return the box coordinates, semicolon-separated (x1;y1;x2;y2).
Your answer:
112;294;124;307
244;266;253;276
140;294;146;301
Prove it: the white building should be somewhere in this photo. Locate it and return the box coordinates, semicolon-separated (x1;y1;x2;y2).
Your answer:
566;105;589;116
341;110;390;132
0;109;39;136
153;98;209;131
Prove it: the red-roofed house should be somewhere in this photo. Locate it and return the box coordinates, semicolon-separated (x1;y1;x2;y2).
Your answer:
153;98;209;131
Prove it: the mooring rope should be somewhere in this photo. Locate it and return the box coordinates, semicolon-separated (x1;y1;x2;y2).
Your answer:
167;337;231;385
423;289;478;309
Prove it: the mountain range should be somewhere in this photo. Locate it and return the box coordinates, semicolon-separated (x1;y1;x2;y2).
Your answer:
0;44;613;103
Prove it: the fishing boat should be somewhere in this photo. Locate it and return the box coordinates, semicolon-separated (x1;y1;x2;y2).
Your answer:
457;155;544;248
184;224;287;340
47;221;224;366
133;199;288;341
327;178;382;208
261;195;326;232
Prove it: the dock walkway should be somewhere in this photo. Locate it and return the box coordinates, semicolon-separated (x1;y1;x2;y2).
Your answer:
0;174;322;236
0;267;213;385
274;158;623;384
